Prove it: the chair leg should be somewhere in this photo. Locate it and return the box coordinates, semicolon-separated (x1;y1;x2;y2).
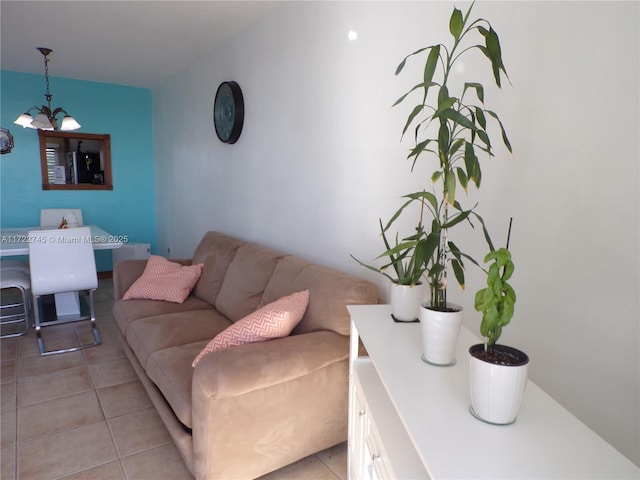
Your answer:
35;289;102;356
1;285;30;338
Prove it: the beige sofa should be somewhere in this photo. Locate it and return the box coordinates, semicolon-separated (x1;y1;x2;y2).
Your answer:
112;231;379;479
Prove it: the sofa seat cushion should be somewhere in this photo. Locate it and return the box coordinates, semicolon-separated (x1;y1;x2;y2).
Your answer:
126;310;232;369
113;296;213;336
146;341;208;429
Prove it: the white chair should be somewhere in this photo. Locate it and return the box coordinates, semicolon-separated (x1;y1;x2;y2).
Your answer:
0;270;31;338
40;208;83;228
28;226;101;355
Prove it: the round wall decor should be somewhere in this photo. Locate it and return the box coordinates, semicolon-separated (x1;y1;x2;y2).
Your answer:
0;128;14;154
213;81;244;144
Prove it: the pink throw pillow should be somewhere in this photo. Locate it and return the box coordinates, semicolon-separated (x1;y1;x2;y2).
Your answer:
192;290;310;367
123;255;204;304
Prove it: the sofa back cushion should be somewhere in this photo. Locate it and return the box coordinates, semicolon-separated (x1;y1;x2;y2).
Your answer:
215;243;285;321
192;232;243;306
260;255;379;336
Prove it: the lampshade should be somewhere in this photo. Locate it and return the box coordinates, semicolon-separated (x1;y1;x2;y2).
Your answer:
60;115;81;131
30;113;54;130
14;113;36;128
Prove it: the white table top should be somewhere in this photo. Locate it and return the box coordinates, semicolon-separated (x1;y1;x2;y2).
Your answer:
0;225;123;257
348;304;639;479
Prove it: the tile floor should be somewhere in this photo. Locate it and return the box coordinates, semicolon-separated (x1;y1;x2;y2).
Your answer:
1;279;348;480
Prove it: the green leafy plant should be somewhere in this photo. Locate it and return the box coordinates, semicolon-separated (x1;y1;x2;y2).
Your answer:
390;2;512;310
474;247;516;348
351;197;430;286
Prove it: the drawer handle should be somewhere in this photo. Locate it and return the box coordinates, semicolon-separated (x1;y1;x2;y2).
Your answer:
359;409;366;417
372;453;381;462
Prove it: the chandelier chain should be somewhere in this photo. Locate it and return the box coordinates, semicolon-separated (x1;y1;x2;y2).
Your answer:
43;52;52;108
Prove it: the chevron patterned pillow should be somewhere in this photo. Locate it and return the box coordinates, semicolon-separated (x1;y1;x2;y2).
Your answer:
192;290;310;367
123;255;204;304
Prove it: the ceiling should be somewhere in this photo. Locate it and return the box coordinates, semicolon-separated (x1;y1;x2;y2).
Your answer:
1;1;287;89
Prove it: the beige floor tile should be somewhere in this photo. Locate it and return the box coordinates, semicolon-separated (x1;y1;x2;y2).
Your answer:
17;390;104;442
16;331;40;359
81;333;125;365
97;380;151;418
1;358;16;384
120;443;193;480
316;442;348;480
17;365;92;408
18;350;84;378
1;444;15;480
60;460;125;480
1;382;16;411
257;454;339;480
17;421;118;480
109;407;172;457
1;338;18;362
89;358;138;388
1;408;16;448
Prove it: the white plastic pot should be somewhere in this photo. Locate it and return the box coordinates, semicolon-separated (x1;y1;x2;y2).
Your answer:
419;303;463;366
469;344;529;425
390;282;424;322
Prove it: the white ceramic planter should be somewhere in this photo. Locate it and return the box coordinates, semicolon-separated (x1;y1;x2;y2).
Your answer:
419;303;463;366
469;344;529;425
390;283;424;322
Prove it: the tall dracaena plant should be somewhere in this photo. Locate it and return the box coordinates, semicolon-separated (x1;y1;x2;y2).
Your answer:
392;2;512;311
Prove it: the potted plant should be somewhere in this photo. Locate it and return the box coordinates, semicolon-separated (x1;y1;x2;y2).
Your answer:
392;2;512;365
469;241;529;425
351;200;430;322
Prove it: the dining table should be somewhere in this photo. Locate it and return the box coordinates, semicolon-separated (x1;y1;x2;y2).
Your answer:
0;225;123;318
0;224;124;256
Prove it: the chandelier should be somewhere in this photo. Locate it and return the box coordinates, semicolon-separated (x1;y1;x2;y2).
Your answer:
14;48;81;131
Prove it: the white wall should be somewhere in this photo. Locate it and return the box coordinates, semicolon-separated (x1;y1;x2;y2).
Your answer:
153;1;639;465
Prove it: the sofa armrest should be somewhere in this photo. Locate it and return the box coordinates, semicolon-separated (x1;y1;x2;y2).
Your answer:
113;259;148;300
112;257;192;300
192;330;349;398
191;330;350;479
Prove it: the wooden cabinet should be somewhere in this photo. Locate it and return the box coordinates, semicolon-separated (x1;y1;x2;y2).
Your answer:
347;305;639;480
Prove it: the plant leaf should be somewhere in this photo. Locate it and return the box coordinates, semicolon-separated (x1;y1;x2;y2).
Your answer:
464;82;484;103
449;7;463;39
486;110;512;152
424;45;441;87
402;104;425;136
451;259;465;289
395;46;431;75
436;108;477;131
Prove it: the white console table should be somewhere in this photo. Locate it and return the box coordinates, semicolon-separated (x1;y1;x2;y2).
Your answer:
347;304;639;479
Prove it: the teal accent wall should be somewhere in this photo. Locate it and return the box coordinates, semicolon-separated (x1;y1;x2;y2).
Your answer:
0;70;156;271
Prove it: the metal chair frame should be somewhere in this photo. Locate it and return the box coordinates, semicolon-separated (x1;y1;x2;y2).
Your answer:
1;270;31;338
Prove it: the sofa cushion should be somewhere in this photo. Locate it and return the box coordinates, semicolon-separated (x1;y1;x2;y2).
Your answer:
192;290;310;366
191;232;243;306
146;341;208;429
215;244;285;321
113;296;213;336
126;310;232;369
123;255;204;303
260;256;380;336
